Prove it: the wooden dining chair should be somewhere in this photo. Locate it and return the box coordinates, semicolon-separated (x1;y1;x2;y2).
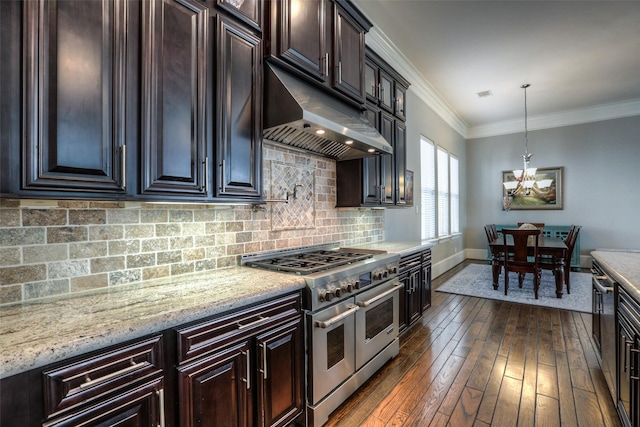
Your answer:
502;228;542;299
490;224;498;240
484;225;497;243
540;225;581;294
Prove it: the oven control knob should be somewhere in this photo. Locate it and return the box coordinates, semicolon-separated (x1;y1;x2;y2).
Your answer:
353;280;360;290
321;290;333;302
388;265;398;275
340;282;350;294
333;287;342;298
345;280;355;293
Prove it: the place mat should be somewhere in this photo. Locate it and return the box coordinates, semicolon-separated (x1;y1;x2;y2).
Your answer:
436;263;591;313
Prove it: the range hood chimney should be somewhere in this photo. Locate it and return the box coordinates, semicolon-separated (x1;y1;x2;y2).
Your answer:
263;63;393;161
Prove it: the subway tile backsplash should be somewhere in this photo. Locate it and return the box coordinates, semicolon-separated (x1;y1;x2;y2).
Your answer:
0;144;384;305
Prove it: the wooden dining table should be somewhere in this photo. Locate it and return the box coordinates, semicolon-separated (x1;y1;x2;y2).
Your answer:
488;235;568;298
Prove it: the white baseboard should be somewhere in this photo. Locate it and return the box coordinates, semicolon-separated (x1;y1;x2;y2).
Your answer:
432;251;467;279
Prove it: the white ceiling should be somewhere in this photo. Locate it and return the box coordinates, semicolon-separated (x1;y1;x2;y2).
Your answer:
352;0;640;138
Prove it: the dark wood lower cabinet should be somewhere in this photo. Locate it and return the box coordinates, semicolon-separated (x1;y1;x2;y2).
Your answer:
0;291;304;427
177;341;252;427
399;249;432;334
256;320;304;427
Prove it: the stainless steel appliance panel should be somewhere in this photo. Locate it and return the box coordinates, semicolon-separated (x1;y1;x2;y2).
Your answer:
592;260;617;404
355;279;401;370
307;299;357;404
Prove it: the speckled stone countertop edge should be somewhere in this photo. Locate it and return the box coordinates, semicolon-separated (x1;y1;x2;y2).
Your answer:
343;240;435;257
0;266;306;380
591;250;640;302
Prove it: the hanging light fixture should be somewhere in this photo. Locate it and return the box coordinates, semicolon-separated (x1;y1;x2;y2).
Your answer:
503;84;551;201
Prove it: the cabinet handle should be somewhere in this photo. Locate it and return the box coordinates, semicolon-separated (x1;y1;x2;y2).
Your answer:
324;53;329;77
379;83;384;98
121;144;127;188
338;61;342;84
261;342;268;380
237;315;270;330
157;389;166;427
371;83;377;97
80;360;148;389
245;349;251;389
203;156;209;193
219;159;226;192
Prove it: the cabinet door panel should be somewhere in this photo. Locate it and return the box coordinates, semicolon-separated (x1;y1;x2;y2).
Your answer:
275;0;326;81
332;3;365;102
378;70;394;112
395;83;407;121
23;0;126;193
141;0;208;196
257;319;304;427
380;112;395;205
216;15;262;198
394;121;407;205
364;60;378;102
178;341;251;427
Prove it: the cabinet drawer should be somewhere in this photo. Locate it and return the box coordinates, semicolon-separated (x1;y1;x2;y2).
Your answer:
43;335;164;419
176;292;302;363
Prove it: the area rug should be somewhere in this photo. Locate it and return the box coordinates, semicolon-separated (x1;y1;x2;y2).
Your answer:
436;263;591;313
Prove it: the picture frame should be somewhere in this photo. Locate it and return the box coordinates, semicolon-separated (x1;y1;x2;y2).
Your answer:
502;166;563;210
405;170;414;206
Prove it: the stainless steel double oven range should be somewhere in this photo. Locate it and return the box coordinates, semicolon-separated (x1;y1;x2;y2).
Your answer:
242;243;401;427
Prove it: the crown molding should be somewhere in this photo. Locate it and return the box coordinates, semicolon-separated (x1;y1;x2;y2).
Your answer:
365;27;469;138
365;27;640;141
467;99;640;139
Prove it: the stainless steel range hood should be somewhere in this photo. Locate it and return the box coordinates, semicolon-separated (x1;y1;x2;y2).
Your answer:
263;63;393;161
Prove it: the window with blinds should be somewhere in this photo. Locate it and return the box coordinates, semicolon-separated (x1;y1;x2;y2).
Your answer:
420;137;435;240
421;136;459;239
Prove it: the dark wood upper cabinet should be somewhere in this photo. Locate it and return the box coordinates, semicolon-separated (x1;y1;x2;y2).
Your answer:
266;0;370;105
380;111;395;205
269;0;326;81
140;0;209;197
21;0;127;194
331;2;366;102
215;14;263;199
336;48;410;208
395;121;407;205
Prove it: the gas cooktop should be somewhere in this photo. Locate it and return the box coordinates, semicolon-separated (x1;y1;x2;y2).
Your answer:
243;248;374;274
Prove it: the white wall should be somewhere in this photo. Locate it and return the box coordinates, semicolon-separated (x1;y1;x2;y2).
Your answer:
466;115;640;262
384;89;467;273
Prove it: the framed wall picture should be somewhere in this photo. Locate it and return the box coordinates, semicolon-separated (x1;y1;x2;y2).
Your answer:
405;170;414;206
502;166;563;210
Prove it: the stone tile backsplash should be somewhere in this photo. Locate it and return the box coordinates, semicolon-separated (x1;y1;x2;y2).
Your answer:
0;143;384;305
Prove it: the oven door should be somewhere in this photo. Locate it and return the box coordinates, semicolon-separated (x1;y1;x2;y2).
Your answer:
307;299;358;405
355;279;402;370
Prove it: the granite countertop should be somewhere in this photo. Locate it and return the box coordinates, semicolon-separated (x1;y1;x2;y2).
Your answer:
0;267;305;380
591;250;640;302
344;240;435;257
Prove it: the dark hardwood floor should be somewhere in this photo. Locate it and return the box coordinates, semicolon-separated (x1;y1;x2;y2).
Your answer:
324;261;621;427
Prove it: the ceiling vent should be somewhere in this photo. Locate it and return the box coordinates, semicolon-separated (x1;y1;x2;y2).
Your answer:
477;90;493;98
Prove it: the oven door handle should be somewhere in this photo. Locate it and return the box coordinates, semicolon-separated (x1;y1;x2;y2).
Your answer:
593;276;613;294
315;305;359;328
356;283;403;308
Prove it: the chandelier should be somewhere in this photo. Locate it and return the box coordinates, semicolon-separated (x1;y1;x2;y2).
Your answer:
503;84;552;201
